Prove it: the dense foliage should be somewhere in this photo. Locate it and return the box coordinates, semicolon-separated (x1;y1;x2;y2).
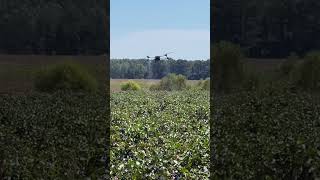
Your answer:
111;91;209;179
0;0;108;55
198;79;210;91
212;41;244;93
150;74;187;91
120;81;141;91
212;41;320;93
0;92;108;179
34;61;98;93
213;0;320;58
278;52;299;76
212;89;320;179
110;59;210;80
294;51;320;91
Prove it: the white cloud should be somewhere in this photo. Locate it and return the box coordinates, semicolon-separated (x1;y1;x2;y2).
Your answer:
111;29;210;60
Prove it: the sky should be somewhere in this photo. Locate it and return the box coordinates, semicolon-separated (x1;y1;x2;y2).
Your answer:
111;0;210;60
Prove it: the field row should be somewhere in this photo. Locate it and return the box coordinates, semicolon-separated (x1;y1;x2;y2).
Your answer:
0;92;108;179
111;90;210;179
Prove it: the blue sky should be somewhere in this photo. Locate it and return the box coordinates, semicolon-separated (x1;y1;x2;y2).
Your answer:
111;0;210;60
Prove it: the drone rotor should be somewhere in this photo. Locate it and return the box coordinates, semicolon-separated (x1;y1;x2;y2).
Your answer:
146;52;174;61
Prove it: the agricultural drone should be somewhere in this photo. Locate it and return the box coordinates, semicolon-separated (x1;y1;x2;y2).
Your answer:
147;52;174;62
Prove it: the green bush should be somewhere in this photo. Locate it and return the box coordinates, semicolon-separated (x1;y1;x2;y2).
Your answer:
120;81;141;91
212;41;244;93
197;78;210;90
149;84;159;91
292;51;320;91
151;74;187;91
34;61;98;93
279;52;299;76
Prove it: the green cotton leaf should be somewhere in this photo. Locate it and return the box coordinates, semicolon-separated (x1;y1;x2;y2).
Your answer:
180;167;189;174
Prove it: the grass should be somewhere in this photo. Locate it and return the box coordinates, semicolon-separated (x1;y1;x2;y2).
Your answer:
110;79;158;92
110;79;200;92
244;58;287;72
0;54;107;93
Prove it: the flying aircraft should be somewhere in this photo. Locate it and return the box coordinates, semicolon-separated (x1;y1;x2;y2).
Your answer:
147;52;174;62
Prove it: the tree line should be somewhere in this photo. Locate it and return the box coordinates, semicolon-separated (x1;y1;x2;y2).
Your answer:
111;59;210;80
212;0;320;58
0;0;108;55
